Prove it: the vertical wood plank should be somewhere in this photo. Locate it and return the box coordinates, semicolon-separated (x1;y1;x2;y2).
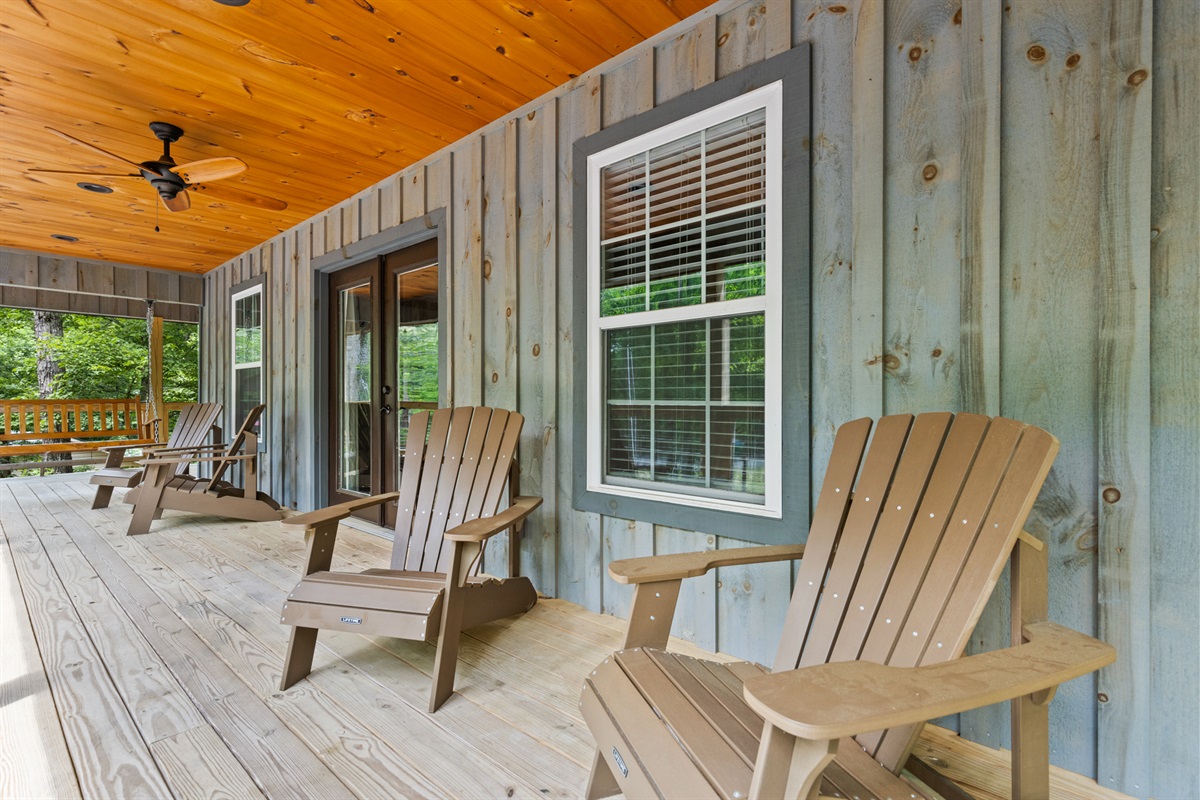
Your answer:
294;229;315;510
515;106;550;588
851;0;885;419
555;75;603;611
802;0;859;512
715;0;768;80
538;99;559;597
1096;0;1153;792
311;215;326;258
764;0;792;56
361;187;381;239
1148;0;1200;793
426;157;453;405
403;169;427;222
343;197;360;246
715;534;792;666
451;140;484;407
883;0;963;413
959;0;1002;416
996;0;1104;773
598;46;657;617
268;240;284;500
0;248;38;286
654;526;717;651
380;174;401;231
480;122;519;576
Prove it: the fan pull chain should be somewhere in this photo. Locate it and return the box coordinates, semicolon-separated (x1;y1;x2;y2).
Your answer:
155;196;160;232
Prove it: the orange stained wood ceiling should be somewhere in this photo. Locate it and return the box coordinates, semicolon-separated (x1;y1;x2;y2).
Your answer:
0;0;716;274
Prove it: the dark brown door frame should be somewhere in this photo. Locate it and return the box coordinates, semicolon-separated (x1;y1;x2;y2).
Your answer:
310;211;447;518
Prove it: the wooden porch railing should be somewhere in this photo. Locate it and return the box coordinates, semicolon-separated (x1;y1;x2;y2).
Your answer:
0;398;162;473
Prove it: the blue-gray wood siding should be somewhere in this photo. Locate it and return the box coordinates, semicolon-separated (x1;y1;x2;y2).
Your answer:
197;1;1199;795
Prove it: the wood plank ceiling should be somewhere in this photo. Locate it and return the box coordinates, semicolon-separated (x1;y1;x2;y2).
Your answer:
0;0;715;274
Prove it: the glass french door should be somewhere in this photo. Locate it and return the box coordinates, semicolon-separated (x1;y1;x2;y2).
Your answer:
328;239;439;524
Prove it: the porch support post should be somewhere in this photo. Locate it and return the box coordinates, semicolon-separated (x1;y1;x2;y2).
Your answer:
147;301;165;442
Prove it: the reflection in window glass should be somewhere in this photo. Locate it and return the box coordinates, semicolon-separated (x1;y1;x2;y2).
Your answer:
394;263;439;454
339;284;372;494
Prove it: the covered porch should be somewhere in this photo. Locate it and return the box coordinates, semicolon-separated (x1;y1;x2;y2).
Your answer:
2;472;1131;800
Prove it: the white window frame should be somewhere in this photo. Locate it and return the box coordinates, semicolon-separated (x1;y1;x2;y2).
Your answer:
585;81;784;519
231;283;264;430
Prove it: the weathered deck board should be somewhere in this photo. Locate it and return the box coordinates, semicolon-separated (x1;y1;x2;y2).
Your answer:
0;512;81;800
0;473;1132;800
1;482;173;799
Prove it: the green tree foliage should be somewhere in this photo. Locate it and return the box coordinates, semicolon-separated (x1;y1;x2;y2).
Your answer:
0;310;198;401
163;321;200;402
0;308;37;397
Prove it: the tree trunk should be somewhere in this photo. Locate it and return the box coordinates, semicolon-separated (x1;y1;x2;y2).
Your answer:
33;310;72;474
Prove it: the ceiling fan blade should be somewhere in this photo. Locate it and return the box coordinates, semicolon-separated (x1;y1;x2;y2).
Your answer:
175;156;247;184
191;182;288;211
162;190;191;212
46;127;144;170
28;169;142;178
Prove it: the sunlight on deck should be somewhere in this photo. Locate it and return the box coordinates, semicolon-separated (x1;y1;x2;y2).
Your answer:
1;473;1131;799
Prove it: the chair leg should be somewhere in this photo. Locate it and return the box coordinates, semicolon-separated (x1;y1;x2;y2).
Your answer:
92;485;115;510
585;749;622;800
281;626;319;690
429;587;467;712
429;540;479;712
127;482;165;535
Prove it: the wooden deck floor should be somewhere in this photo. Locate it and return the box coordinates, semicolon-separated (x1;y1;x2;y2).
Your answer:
1;473;1131;800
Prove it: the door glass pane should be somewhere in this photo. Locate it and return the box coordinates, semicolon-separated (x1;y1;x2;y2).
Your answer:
395;263;439;452
339;283;372;494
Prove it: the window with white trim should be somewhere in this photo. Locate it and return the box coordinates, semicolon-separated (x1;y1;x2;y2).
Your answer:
232;283;263;433
586;83;783;519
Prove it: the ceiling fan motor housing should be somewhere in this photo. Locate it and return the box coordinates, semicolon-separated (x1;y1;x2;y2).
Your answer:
143;122;188;199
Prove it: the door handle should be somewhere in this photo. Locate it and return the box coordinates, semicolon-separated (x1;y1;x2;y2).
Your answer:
381;404;392;415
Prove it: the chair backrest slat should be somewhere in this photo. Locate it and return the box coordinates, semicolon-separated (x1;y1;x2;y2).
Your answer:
855;414;995;667
394;407;525;575
822;412;958;666
206;404;264;490
773;416;877;671
165;403;223;478
390;411;430;570
768;412;1058;773
405;409;455;570
418;407;478;571
445;408;499;537
788;414;926;671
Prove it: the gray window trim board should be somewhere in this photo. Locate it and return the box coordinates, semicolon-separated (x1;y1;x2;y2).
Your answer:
571;44;811;545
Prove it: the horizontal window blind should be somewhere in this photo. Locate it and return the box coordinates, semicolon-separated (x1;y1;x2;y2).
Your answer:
600;109;767;319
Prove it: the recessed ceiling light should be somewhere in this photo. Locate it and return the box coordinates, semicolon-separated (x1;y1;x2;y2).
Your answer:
51;234;80;242
77;182;114;194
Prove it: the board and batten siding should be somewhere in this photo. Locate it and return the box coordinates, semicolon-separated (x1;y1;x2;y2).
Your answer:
197;1;1198;795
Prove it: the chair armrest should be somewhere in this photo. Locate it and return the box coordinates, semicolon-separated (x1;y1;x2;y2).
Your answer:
609;543;807;585
139;452;259;467
444;495;543;542
143;443;232;455
282;491;401;529
742;621;1115;741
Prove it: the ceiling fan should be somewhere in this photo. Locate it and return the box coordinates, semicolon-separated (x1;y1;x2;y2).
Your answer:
29;121;288;213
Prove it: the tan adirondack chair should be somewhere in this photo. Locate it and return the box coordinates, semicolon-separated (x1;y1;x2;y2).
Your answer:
125;404;281;535
90;402;223;509
581;413;1116;800
278;406;544;712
